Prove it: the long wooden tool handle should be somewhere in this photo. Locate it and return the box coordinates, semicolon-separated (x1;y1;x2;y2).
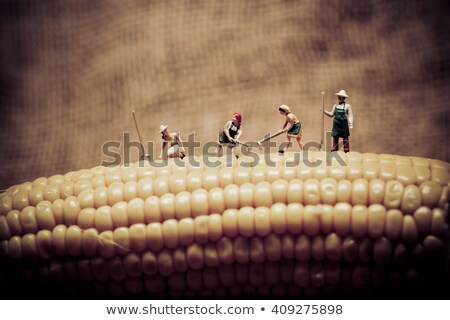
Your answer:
320;92;325;151
258;130;284;143
132;110;146;156
234;140;251;148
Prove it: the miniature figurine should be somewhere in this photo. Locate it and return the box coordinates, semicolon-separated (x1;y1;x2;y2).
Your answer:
158;124;186;159
324;90;354;153
217;113;243;159
278;104;303;153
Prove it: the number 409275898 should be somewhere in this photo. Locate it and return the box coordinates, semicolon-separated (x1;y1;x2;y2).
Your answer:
271;304;343;315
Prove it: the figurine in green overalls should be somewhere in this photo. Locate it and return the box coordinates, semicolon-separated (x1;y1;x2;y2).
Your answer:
324;90;354;152
279;104;303;153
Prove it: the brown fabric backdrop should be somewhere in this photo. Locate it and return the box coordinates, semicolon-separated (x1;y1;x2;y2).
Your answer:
0;0;449;190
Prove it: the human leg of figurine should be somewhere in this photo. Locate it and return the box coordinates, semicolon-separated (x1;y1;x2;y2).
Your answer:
281;136;292;153
343;136;350;153
331;136;339;152
167;146;175;158
216;143;223;157
230;145;239;159
167;145;181;158
296;137;304;150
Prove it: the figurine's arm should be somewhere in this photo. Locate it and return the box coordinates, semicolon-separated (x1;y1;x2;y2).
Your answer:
282;115;293;132
176;133;186;153
223;121;234;141
346;104;354;129
235;127;243;141
159;141;167;159
324;105;335;117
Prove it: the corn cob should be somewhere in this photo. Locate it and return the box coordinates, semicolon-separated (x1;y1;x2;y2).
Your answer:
0;151;448;298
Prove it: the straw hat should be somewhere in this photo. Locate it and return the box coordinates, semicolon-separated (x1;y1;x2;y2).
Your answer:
159;124;168;133
278;104;291;113
335;90;349;98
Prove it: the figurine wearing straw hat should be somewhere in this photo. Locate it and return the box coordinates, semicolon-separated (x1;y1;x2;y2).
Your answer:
278;104;303;153
158;124;186;159
324;89;354;153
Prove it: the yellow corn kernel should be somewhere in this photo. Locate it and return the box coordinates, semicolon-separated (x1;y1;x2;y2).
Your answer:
0;151;448;299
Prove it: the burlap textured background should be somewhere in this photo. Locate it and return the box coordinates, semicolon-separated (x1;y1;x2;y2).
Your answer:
0;0;449;190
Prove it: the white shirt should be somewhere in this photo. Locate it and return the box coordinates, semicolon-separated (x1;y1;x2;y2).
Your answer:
325;103;354;128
